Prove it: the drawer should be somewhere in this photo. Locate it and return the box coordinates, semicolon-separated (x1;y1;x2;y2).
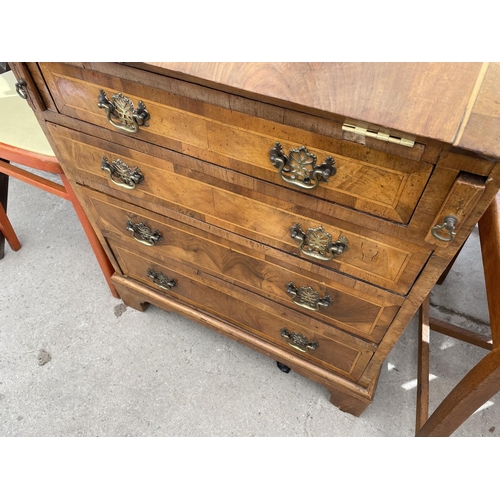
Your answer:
40;62;434;224
108;239;376;380
80;188;404;343
50;125;431;295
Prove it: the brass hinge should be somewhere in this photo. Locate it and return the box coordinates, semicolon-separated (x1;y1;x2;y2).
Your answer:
342;121;415;148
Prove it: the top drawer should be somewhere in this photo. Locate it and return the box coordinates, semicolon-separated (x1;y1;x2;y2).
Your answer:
40;63;434;224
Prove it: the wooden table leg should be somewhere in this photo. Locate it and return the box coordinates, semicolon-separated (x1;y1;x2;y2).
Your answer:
0;172;9;259
416;348;500;437
60;174;119;298
416;295;431;433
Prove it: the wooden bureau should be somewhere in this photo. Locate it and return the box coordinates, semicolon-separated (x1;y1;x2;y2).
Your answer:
11;62;500;416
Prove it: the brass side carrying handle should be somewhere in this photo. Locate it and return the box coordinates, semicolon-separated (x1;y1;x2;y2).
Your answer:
431;215;458;242
290;223;348;261
126;220;163;246
269;142;337;190
101;157;144;190
281;328;318;353
97;89;150;133
147;268;177;290
15;79;28;99
286;282;332;311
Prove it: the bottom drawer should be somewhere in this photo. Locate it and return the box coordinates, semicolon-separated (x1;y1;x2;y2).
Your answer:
108;240;375;381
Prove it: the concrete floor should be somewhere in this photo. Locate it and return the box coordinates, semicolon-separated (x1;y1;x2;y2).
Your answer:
1;174;498;437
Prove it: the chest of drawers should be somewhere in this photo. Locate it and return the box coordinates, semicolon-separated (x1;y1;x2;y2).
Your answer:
12;62;500;416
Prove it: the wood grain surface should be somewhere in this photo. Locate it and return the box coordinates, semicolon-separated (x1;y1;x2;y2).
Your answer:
138;62;488;150
81;186;403;343
456;63;500;158
40;63;434;224
111;273;375;415
111;241;374;379
49;124;431;294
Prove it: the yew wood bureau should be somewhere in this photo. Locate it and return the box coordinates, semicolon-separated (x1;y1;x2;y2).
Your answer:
10;62;500;416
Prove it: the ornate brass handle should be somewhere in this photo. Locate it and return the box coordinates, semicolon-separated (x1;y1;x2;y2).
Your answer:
147;268;177;290
269;142;336;190
431;215;458;242
97;89;150;133
101;157;144;190
286;282;332;311
290;223;348;261
281;328;318;353
15;78;28;99
126;220;163;246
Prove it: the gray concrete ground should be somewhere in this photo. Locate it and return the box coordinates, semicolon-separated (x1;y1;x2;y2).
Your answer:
1;175;498;437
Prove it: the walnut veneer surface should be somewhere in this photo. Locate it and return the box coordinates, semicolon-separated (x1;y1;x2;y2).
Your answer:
11;62;500;416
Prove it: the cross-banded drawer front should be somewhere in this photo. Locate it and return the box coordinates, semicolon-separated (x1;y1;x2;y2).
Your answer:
107;239;376;380
40;62;434;224
79;187;403;343
49;124;431;295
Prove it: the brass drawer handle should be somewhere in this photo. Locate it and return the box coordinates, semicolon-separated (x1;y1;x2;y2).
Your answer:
281;328;318;353
286;282;332;311
147;268;177;290
15;78;28;99
431;215;458;242
97;89;150;133
126;220;163;246
101;157;144;190
290;223;348;261
270;142;336;190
